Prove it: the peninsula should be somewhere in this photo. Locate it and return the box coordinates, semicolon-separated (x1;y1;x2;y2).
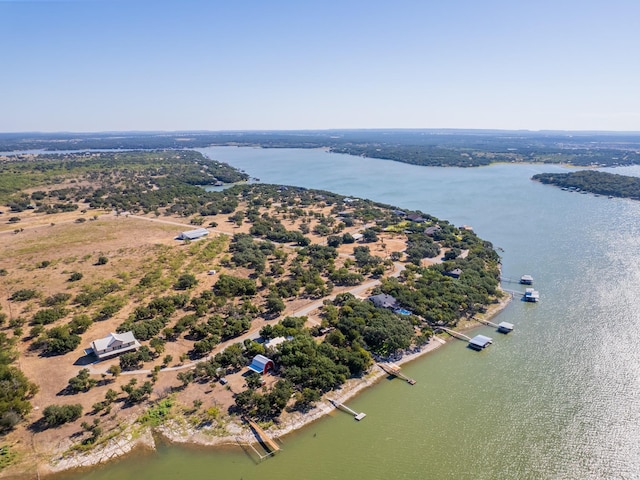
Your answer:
532;170;640;200
0;149;505;478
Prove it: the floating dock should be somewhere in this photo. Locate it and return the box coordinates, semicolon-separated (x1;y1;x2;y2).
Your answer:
330;399;366;420
378;363;416;385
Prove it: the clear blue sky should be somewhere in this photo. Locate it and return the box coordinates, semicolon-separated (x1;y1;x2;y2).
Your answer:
2;0;639;132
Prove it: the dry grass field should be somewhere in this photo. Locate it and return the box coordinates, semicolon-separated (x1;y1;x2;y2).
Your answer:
0;194;413;476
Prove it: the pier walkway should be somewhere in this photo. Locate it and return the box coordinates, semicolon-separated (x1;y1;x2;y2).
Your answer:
473;317;500;328
244;417;281;454
330;399;366;420
435;326;471;341
378;363;416;385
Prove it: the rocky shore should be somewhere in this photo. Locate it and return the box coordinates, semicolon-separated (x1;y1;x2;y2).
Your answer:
40;293;511;477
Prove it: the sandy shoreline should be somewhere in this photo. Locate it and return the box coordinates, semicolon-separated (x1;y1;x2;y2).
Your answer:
40;291;512;477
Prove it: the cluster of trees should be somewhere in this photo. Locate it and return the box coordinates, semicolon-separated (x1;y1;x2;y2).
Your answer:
41;404;82;428
118;294;188;342
0;150;247;210
213;275;257;297
0;333;39;432
326;294;418;356
532;170;640;200
229;233;276;273
249;215;310;245
380;233;501;326
405;233;440;265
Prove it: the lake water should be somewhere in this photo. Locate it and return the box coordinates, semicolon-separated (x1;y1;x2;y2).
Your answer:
55;147;640;480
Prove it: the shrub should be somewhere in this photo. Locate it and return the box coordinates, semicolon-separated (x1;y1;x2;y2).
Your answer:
9;289;38;302
32;307;68;325
174;273;198;290
67;368;97;393
42;404;83;428
68;272;83;282
42;326;81;355
43;293;72;307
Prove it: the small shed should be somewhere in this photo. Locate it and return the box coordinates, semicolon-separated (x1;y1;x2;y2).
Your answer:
468;334;493;350
177;228;209;241
368;293;399;310
248;354;274;375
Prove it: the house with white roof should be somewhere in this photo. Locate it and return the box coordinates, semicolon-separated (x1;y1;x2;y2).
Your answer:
87;331;141;360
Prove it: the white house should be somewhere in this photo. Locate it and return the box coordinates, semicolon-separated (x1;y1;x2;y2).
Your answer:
88;331;141;360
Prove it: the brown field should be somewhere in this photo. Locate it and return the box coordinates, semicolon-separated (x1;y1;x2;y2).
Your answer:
0;197;414;476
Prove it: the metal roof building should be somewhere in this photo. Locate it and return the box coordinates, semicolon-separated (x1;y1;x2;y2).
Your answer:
248;354;274;375
468;334;493;351
88;331;141;360
177;228;209;241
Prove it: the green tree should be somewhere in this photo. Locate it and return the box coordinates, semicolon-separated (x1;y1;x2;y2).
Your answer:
174;273;198;290
67;368;97;393
42;404;83;428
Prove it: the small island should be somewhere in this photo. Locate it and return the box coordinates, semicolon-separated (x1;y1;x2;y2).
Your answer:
532;170;640;200
0;149;506;477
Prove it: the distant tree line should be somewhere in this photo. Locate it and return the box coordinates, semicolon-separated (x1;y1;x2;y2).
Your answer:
3;130;640;168
532;170;640;200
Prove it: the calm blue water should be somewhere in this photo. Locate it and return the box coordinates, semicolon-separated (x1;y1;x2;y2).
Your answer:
56;147;640;480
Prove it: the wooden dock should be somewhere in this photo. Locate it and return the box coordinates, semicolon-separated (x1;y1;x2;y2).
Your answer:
473;316;514;333
436;326;471;341
378;362;416;385
244;417;281;454
473;317;500;328
330;399;366;420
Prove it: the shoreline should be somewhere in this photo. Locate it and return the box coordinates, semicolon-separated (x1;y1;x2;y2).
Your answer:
41;291;512;478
